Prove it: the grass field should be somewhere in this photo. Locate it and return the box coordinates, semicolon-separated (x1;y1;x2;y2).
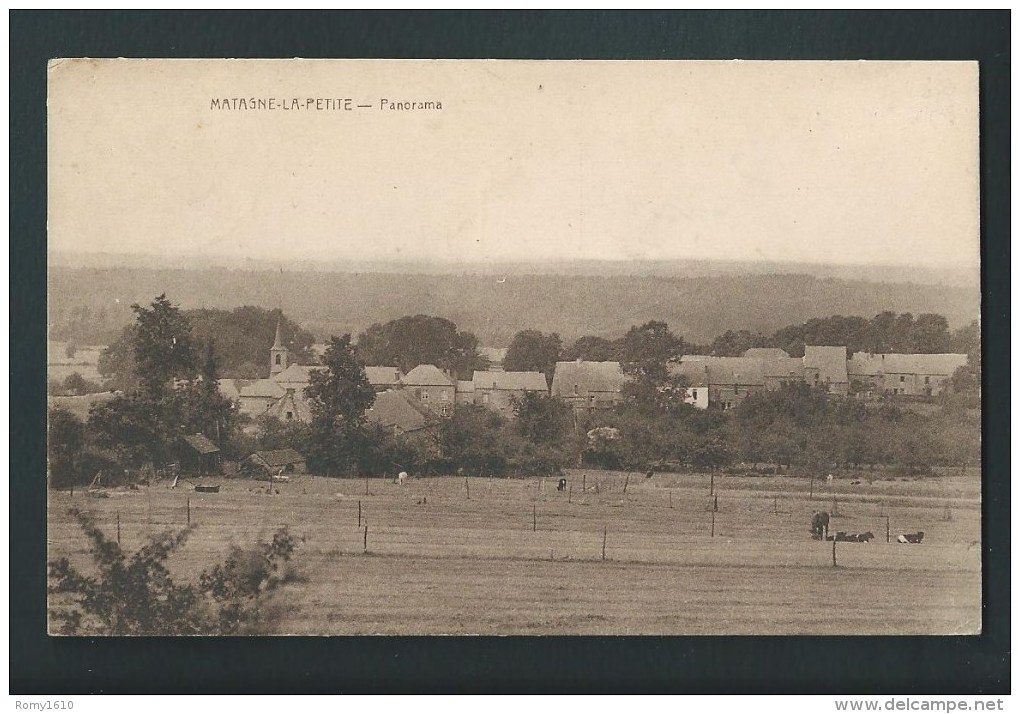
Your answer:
47;468;981;635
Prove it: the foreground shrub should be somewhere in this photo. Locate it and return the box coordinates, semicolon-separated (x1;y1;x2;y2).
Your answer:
48;508;300;635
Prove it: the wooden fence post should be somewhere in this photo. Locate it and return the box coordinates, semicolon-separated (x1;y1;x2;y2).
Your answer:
358;500;362;528
711;507;716;538
832;539;837;567
363;525;368;553
187;498;191;525
582;474;586;492
710;471;715;496
465;477;470;500
117;511;121;545
601;526;607;561
809;476;814;500
532;505;537;532
623;474;629;493
886;515;890;543
669;490;673;509
714;495;719;512
568;485;572;504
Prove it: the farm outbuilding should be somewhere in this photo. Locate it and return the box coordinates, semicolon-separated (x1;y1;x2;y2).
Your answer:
176;433;222;475
244;448;307;477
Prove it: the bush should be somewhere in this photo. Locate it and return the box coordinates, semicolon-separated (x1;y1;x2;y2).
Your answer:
48;508;300;635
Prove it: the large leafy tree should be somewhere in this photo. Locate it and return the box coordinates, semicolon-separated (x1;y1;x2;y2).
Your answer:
511;392;573;446
618;320;689;415
99;306;316;386
303;335;375;475
708;329;770;357
188;307;316;378
48;408;86;487
85;295;237;470
503;330;562;385
562;335;618;362
131;294;197;398
355;315;485;378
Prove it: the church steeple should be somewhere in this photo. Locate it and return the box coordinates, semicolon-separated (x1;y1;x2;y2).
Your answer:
270;319;288;375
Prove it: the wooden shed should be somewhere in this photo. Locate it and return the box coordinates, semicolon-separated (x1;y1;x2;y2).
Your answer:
244;448;306;478
176;433;221;475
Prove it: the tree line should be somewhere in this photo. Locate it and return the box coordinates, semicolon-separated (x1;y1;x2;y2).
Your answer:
49;295;980;488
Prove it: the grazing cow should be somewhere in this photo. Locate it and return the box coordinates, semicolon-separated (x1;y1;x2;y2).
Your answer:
557;478;568;492
858;531;875;543
811;511;830;539
897;531;925;544
397;471;408;485
826;474;834;485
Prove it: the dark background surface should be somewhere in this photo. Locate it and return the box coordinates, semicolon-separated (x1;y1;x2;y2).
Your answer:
11;10;1010;694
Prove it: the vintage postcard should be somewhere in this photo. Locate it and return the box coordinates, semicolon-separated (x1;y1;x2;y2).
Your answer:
46;59;980;636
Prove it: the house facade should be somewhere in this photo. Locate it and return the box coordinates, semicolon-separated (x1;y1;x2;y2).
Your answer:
469;370;549;415
847;352;967;398
803;345;849;396
550;360;627;412
400;364;457;416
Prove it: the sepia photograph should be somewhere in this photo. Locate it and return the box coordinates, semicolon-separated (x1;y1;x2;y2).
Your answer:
45;58;982;637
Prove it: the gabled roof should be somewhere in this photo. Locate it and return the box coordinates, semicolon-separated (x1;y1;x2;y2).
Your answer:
366;389;434;433
744;347;791;360
803;345;849;383
240;379;287;399
181;433;220;454
669;361;709;388
364;366;403;386
218;378;253;402
473;370;548;392
762;357;805;379
264;389;313;422
249;448;305;467
848;352;968;377
273;363;319;384
401;364;455;387
704;358;766;387
551;361;626;396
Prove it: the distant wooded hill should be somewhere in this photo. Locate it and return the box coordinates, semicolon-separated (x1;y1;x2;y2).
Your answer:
48;266;979;347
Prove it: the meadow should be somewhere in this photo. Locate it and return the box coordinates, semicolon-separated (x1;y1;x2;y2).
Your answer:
46;468;981;635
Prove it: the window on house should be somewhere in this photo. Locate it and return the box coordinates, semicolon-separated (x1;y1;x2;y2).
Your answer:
573;384;579;395
900;376;905;382
275;354;281;365
285;411;293;420
692;389;698;400
441;404;449;416
589;395;595;405
924;376;930;385
421;390;429;400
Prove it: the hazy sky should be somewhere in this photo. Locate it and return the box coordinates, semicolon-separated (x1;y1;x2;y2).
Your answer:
48;60;978;269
